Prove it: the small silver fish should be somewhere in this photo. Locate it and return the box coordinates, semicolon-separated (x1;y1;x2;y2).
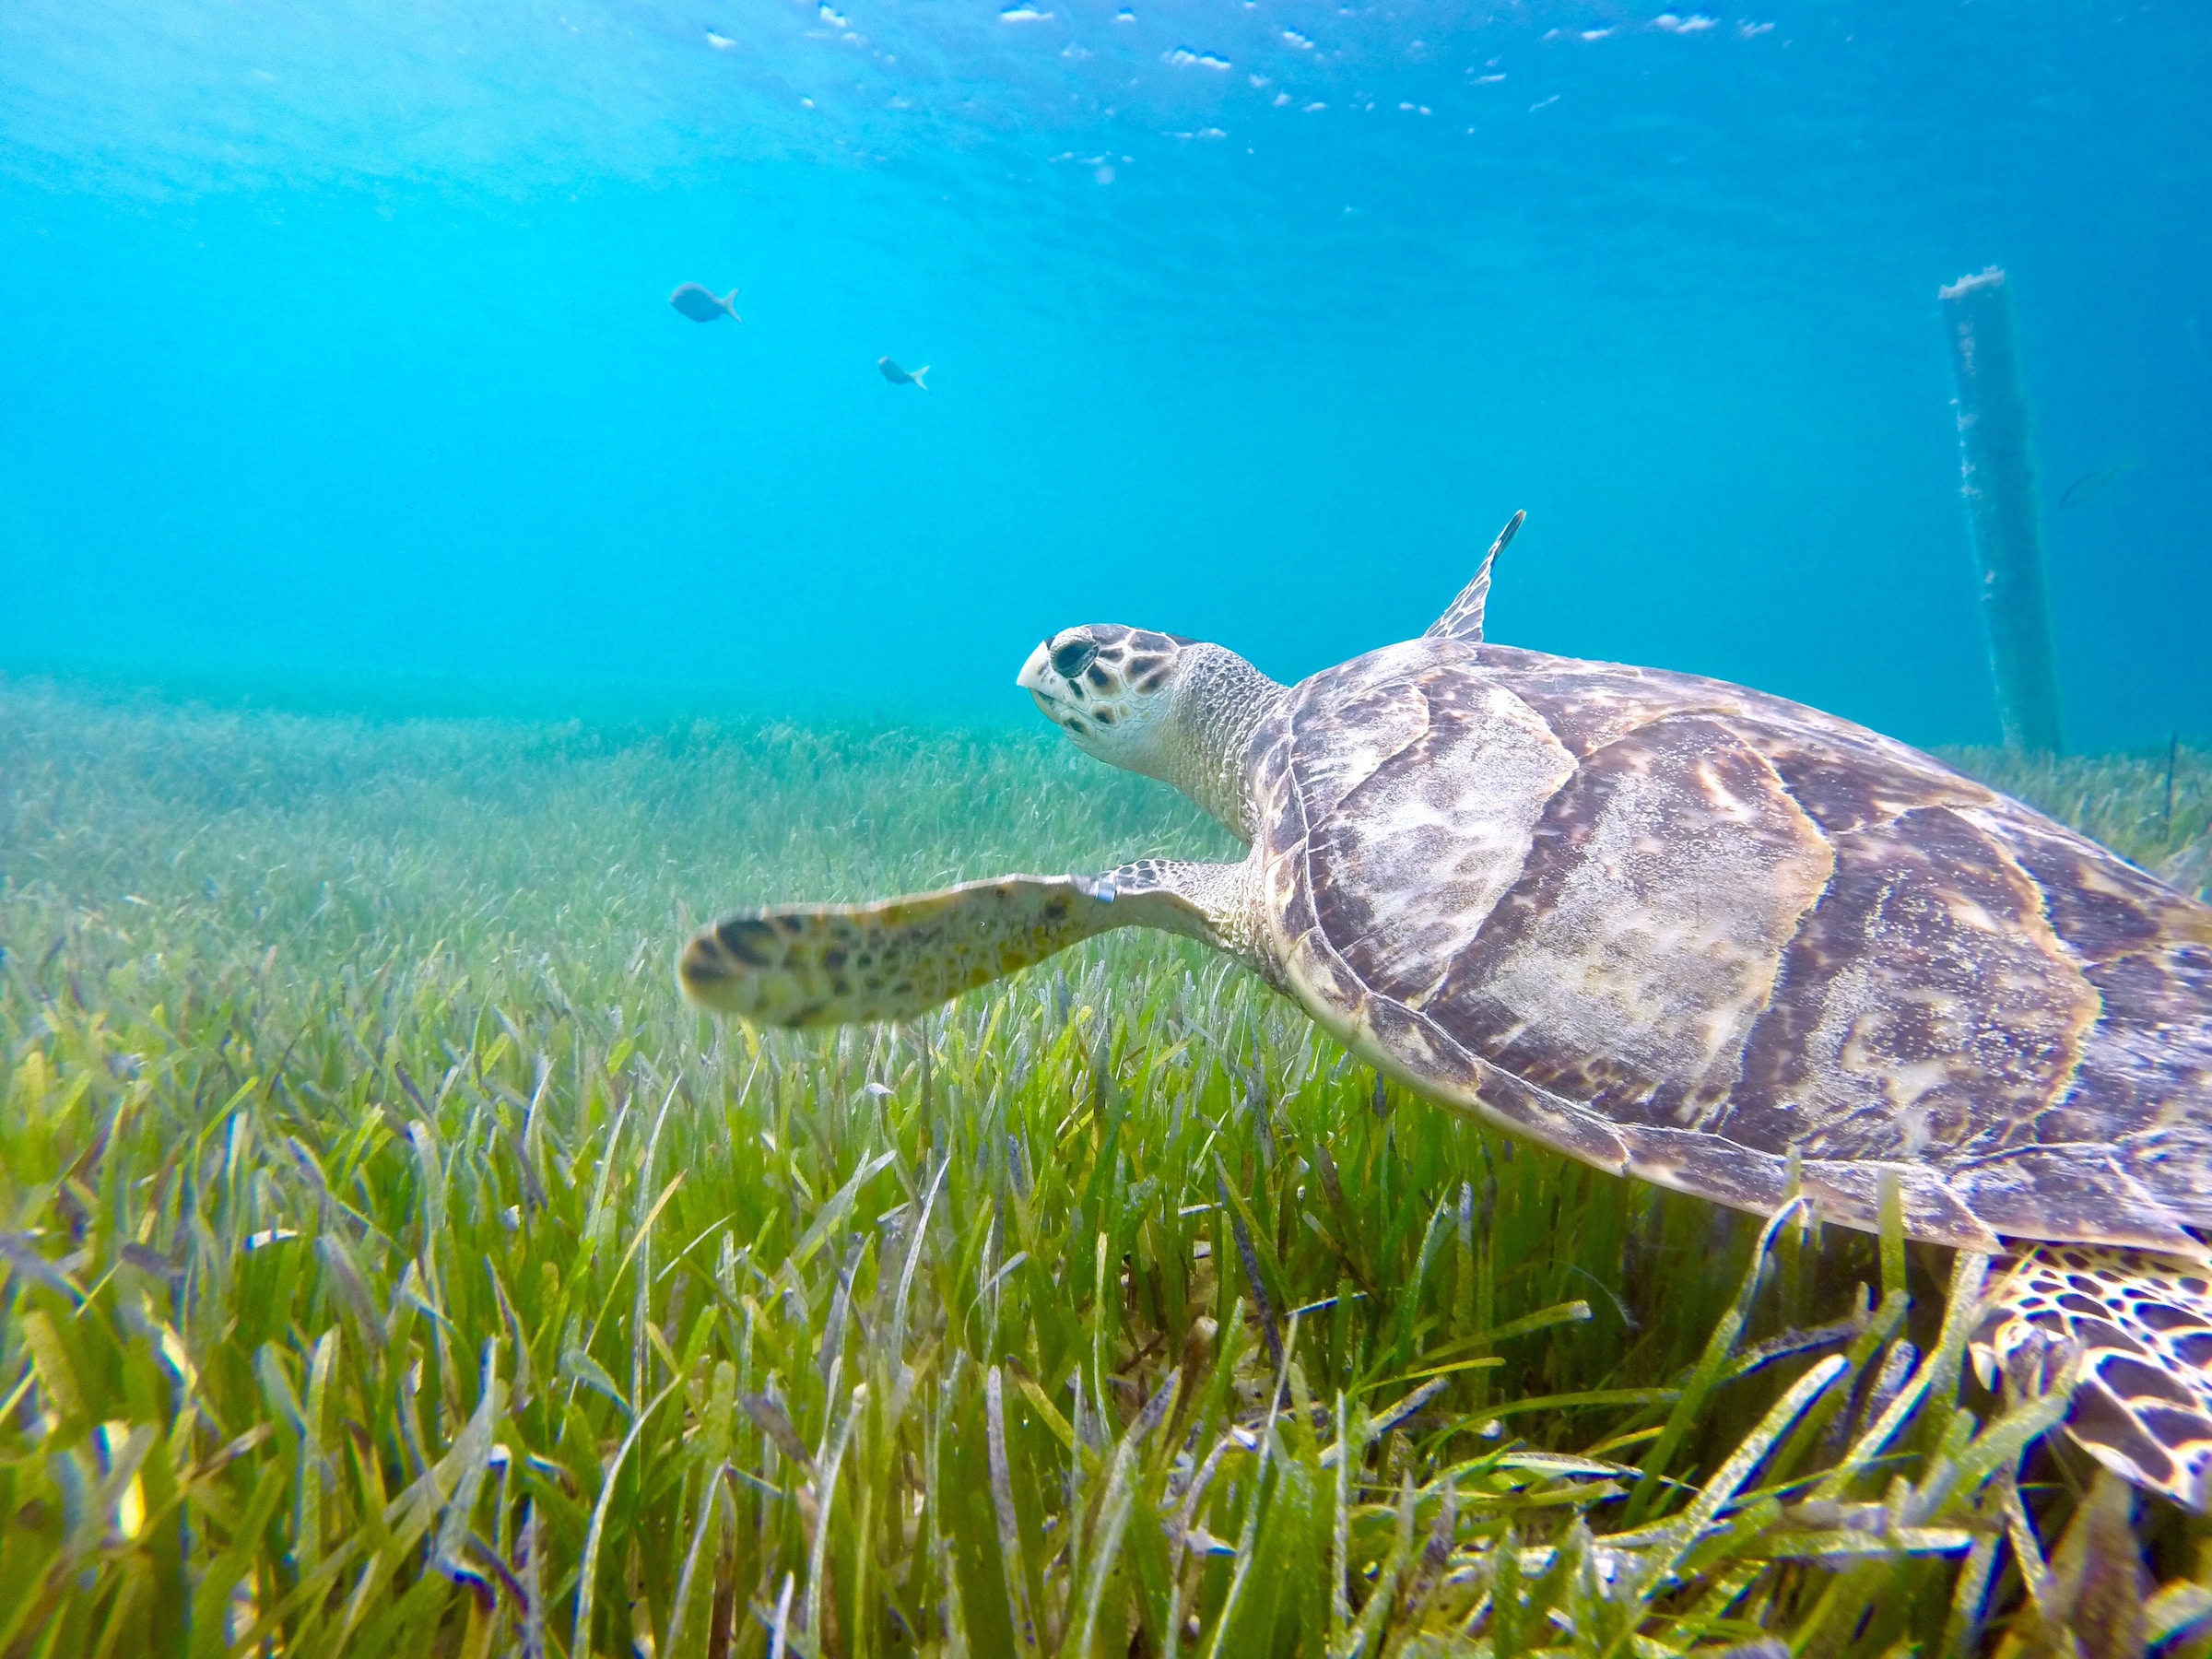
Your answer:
877;357;930;390
670;283;741;323
2058;460;2137;510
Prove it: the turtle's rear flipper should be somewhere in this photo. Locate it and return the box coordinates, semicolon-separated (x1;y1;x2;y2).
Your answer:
1976;1245;2212;1510
678;862;1249;1028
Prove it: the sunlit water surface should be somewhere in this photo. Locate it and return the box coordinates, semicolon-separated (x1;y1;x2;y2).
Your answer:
3;0;2207;748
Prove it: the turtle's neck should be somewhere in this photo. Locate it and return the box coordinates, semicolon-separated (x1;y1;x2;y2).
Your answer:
1162;645;1286;843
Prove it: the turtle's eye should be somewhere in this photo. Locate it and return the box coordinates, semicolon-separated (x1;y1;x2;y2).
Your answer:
1052;640;1099;679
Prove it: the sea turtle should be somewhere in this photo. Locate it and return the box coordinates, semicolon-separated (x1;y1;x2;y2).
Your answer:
680;512;2212;1508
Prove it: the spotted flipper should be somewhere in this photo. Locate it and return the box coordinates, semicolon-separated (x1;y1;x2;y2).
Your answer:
1974;1244;2212;1510
1425;510;1525;644
678;860;1253;1027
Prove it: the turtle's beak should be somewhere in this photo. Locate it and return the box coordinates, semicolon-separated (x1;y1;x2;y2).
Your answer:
1017;641;1058;715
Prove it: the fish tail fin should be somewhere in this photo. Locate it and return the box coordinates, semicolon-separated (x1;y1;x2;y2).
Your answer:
912;365;929;390
723;289;741;320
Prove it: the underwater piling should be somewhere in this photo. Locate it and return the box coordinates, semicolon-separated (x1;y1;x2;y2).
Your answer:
1940;266;2064;752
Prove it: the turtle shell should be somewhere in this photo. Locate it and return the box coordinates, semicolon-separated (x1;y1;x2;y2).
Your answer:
1247;638;2212;1255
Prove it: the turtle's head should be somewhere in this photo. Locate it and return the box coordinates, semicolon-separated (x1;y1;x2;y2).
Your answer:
1018;625;1193;772
1018;625;1284;841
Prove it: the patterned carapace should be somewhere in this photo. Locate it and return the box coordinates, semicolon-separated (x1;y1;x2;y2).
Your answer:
1253;637;2212;1262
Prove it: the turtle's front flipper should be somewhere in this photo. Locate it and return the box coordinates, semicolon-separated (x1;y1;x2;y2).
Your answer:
1425;509;1525;644
679;858;1260;1027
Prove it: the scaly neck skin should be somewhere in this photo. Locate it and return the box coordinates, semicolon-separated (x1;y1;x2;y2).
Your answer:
1159;646;1286;842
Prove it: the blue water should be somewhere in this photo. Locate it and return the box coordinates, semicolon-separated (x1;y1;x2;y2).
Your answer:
3;1;2206;748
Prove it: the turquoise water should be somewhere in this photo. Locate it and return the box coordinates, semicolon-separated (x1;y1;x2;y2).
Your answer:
2;1;2206;749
